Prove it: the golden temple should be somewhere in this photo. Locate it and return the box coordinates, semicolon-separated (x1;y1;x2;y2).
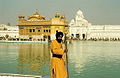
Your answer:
18;11;68;41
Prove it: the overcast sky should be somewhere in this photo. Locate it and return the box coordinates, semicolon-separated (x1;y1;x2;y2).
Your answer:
0;0;120;25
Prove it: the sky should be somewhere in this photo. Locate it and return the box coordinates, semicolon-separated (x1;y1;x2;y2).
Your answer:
0;0;120;25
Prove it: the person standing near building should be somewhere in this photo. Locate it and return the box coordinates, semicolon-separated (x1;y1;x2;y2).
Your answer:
50;32;68;78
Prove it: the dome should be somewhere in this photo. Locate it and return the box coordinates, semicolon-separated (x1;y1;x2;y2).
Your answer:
18;14;25;18
82;19;88;23
55;12;60;18
76;10;83;16
69;9;91;27
33;12;40;17
69;19;75;26
76;10;84;18
71;19;75;23
61;14;65;19
28;12;45;21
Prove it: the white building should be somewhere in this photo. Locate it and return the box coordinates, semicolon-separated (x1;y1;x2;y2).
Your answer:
69;10;120;40
0;24;19;39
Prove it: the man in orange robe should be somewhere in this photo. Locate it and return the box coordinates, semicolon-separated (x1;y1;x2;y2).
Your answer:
50;32;68;78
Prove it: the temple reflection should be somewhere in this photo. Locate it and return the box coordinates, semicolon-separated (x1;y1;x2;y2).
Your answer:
17;44;50;76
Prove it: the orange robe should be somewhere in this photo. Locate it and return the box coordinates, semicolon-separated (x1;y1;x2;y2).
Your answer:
50;40;67;78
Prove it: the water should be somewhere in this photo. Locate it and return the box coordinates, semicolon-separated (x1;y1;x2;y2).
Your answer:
0;41;120;78
0;43;50;77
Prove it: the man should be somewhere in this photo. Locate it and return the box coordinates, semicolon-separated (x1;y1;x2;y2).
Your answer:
50;32;68;78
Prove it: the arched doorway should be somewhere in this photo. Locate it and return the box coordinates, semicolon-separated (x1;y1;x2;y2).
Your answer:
82;34;85;39
48;35;51;41
29;37;32;41
43;35;47;41
76;34;80;39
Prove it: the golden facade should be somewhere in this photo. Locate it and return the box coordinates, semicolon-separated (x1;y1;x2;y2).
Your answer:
18;12;68;41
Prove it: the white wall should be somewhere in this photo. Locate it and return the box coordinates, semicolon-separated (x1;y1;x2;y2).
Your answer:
0;31;19;38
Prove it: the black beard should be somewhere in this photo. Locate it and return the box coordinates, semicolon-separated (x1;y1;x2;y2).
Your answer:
56;39;62;43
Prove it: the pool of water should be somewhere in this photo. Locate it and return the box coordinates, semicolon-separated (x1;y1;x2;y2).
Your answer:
0;41;120;78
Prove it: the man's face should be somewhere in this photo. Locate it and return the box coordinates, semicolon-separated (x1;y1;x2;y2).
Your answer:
58;35;62;39
56;35;63;43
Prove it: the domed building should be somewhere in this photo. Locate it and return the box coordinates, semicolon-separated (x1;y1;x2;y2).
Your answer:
18;11;68;41
0;24;19;40
27;12;45;21
69;10;91;39
69;10;120;41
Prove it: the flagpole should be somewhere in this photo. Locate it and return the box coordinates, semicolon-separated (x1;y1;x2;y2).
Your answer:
65;33;69;78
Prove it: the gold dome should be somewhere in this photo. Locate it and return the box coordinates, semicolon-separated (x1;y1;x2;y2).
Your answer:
28;12;45;21
55;12;60;18
61;14;65;19
33;12;40;17
18;14;25;18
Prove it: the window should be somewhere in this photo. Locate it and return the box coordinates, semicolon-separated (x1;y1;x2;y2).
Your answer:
44;30;46;32
38;30;40;32
76;34;80;38
20;27;24;29
71;34;74;36
29;29;32;32
33;29;35;32
46;30;48;32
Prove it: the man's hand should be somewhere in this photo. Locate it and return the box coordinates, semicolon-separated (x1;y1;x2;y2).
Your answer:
64;49;68;53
